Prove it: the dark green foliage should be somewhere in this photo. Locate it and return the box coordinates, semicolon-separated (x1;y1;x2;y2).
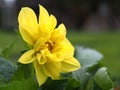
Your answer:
0;54;38;90
40;78;68;90
85;78;94;90
72;67;89;90
0;33;115;90
0;58;16;82
66;78;80;90
0;62;38;90
11;63;34;81
0;79;38;90
1;40;16;59
94;67;113;90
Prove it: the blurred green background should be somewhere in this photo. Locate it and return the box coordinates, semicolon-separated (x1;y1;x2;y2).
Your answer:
0;0;120;84
0;31;120;80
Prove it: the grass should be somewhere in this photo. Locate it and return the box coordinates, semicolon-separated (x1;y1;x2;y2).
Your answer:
0;30;120;79
0;31;28;61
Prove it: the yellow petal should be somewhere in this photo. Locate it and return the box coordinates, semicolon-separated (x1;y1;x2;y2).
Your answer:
37;53;47;64
34;38;46;52
48;15;57;30
34;60;48;86
39;5;57;33
60;38;74;57
51;38;74;59
55;24;66;36
18;49;35;64
19;25;35;45
44;61;61;79
18;7;38;33
51;44;62;54
36;53;41;62
18;7;38;45
40;49;50;56
47;54;63;62
51;24;66;42
61;57;80;73
39;5;49;24
39;15;57;33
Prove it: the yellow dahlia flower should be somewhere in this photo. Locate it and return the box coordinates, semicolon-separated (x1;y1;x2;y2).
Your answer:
18;5;80;86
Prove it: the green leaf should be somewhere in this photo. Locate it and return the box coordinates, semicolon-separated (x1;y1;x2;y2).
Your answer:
85;78;94;90
94;67;113;90
65;78;80;90
11;63;34;81
72;67;90;90
0;62;38;90
0;75;7;87
0;79;38;90
0;49;2;56
75;46;103;67
1;40;16;59
0;58;16;82
40;78;68;90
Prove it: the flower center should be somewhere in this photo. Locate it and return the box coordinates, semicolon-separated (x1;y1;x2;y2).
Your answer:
45;40;54;52
34;38;55;54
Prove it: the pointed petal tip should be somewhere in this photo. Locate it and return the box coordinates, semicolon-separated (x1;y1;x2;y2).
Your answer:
39;4;50;25
38;78;47;86
39;4;49;15
60;57;81;72
76;62;81;69
73;58;81;69
18;57;34;64
18;50;35;64
39;5;45;9
34;60;48;86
